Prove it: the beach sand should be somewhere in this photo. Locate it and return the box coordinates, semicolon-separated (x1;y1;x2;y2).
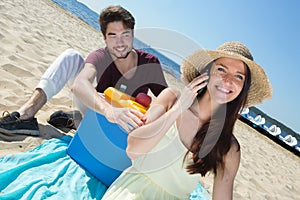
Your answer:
0;0;299;199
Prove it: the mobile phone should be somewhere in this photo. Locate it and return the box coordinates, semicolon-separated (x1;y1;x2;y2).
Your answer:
197;71;209;96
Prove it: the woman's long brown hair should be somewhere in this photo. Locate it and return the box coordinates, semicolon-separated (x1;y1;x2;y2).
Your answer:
185;61;251;177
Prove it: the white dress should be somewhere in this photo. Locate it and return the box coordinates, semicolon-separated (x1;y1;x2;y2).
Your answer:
102;123;210;200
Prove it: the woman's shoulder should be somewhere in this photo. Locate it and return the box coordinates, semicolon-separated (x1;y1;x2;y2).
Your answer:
222;137;241;174
225;136;241;162
230;136;240;152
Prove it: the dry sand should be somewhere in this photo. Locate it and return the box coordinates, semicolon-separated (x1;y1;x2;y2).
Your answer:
0;0;299;199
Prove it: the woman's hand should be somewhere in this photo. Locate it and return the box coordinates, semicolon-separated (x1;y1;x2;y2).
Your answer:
178;73;209;111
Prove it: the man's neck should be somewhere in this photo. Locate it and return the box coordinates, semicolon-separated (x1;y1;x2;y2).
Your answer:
114;50;138;78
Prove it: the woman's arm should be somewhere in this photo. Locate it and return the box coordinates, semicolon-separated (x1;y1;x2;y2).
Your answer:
212;140;241;200
126;87;180;160
127;73;209;160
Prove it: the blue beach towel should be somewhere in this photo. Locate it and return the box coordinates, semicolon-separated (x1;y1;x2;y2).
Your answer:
0;136;107;200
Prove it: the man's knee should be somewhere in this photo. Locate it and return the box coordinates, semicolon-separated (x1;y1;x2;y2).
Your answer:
63;48;84;61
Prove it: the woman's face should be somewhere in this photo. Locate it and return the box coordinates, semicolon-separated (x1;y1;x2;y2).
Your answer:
207;57;246;105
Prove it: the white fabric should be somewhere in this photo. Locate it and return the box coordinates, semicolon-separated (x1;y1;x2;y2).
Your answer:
103;123;202;199
36;48;84;101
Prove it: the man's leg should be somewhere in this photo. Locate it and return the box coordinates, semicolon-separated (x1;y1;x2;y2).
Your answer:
0;49;85;135
18;88;47;120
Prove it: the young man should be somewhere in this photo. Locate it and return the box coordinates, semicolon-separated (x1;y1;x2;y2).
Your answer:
0;5;168;134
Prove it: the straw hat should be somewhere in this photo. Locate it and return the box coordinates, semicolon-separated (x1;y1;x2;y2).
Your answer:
181;41;272;107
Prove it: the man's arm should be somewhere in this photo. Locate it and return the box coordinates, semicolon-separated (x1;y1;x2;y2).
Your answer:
71;63;145;132
71;63;109;115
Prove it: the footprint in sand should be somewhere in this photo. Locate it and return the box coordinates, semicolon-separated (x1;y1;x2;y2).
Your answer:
0;79;27;108
15;45;24;52
8;55;18;61
0;32;4;40
1;63;34;77
0;80;20;90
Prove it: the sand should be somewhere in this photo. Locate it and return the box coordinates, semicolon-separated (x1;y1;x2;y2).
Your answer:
0;0;299;199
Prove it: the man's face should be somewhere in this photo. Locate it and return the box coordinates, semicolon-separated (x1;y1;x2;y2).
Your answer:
104;21;134;59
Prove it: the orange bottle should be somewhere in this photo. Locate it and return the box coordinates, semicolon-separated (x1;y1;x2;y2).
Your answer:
104;87;148;114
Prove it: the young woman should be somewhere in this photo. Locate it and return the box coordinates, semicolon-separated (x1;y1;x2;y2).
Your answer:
102;41;272;200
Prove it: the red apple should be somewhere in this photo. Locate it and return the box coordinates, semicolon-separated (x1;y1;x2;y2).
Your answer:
135;93;152;107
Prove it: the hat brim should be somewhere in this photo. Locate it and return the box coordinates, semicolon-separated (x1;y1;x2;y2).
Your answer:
181;49;272;107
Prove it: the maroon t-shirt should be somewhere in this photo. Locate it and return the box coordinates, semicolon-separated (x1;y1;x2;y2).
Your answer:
85;48;168;97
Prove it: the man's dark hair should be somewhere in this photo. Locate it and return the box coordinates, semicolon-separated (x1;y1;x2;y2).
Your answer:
99;5;135;37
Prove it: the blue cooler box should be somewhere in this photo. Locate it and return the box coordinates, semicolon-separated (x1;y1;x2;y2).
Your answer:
67;109;131;187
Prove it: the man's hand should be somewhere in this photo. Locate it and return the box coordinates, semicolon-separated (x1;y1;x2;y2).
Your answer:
105;107;146;132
